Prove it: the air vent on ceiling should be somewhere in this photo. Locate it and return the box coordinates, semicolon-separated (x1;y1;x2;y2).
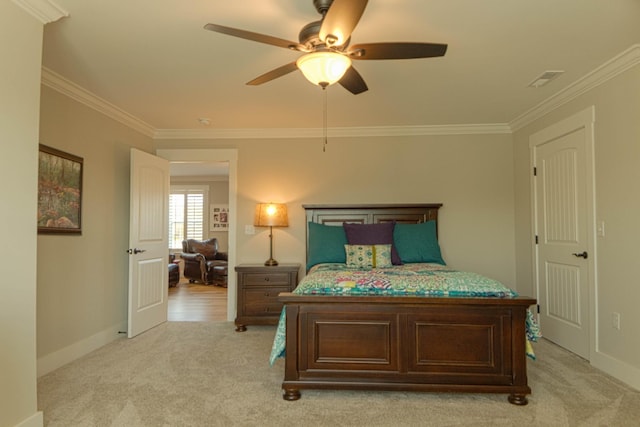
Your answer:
528;70;565;88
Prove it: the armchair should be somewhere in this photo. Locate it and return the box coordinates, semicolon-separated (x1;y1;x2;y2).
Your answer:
181;238;228;286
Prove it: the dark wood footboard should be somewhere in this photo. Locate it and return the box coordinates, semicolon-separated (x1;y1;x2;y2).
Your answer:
279;294;536;405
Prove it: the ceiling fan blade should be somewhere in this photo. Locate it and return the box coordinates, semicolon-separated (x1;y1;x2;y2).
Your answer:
349;42;448;60
339;66;368;95
204;23;304;51
319;0;368;47
246;62;299;86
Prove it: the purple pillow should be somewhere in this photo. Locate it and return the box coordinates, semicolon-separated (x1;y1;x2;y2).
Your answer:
343;222;402;265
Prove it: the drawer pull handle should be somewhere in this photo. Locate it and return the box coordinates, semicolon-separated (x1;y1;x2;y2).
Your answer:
264;277;270;281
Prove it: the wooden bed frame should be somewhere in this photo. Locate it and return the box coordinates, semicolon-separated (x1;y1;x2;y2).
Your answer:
278;204;536;404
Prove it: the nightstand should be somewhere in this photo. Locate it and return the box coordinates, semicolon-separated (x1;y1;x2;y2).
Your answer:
234;263;300;332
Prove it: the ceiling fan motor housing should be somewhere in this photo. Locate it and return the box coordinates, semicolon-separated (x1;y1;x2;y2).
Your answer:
299;19;350;50
299;20;323;47
313;0;334;15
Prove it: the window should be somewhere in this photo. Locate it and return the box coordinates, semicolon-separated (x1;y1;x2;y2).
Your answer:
169;185;209;249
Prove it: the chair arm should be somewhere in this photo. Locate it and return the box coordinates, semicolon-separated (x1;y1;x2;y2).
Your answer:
180;252;206;263
181;252;207;282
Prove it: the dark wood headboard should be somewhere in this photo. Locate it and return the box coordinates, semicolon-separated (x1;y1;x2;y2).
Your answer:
303;204;443;264
304;204;442;226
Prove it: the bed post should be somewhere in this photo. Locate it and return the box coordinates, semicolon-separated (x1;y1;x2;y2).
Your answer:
508;304;532;405
282;303;301;401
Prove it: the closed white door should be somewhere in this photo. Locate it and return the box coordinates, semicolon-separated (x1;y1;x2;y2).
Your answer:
127;148;170;338
531;108;595;360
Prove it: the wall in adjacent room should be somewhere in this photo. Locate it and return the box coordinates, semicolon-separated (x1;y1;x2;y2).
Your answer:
170;177;230;252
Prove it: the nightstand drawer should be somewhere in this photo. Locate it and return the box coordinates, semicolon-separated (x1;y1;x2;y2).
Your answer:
234;263;300;331
242;292;287;316
243;286;289;305
244;273;291;286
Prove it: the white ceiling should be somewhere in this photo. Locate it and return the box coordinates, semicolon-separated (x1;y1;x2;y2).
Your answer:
42;0;640;133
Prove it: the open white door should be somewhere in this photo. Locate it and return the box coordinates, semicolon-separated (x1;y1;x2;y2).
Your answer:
127;148;169;338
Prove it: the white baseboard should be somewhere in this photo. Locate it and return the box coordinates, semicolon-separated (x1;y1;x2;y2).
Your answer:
14;411;43;427
37;321;126;377
591;350;640;391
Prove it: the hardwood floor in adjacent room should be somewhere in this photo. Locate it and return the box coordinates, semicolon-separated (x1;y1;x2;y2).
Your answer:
168;280;227;322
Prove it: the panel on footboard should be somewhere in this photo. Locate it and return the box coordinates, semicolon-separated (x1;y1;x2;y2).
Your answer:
301;311;400;372
406;308;513;385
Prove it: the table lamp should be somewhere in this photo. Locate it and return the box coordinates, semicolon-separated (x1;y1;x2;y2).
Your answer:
254;203;288;266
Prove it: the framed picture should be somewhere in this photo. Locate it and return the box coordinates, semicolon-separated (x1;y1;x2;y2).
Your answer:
38;144;83;234
209;204;229;231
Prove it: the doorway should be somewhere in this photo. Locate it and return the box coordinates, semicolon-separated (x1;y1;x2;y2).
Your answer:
157;149;238;322
530;107;596;360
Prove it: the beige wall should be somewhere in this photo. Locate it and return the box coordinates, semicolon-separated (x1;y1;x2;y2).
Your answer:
36;86;153;373
156;133;518;288
0;3;42;426
513;64;640;387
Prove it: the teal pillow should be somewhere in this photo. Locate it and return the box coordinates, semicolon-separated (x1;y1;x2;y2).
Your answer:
393;221;446;265
307;222;348;270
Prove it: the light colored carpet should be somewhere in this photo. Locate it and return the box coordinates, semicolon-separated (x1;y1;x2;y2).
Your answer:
38;322;640;426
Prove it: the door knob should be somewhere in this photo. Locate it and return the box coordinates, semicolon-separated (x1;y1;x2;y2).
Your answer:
127;248;146;254
572;251;588;259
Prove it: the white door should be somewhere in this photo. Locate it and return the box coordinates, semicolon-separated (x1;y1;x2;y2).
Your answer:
127;148;170;338
531;108;595;359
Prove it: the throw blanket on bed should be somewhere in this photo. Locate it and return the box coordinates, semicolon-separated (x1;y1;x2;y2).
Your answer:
269;263;541;365
292;262;518;297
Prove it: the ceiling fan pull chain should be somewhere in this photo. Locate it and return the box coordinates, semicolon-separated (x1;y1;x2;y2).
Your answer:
323;87;328;152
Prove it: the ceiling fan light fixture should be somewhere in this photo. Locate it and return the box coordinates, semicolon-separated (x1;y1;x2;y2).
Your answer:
296;51;351;87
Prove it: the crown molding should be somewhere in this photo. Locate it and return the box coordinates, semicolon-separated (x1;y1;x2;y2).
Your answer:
152;123;512;140
41;66;509;140
41;67;156;137
42;43;639;140
12;0;68;24
510;44;640;132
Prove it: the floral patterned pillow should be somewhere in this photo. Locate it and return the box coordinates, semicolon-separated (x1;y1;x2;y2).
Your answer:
345;244;393;269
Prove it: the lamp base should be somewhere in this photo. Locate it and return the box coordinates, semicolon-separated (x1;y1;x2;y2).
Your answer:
264;258;279;266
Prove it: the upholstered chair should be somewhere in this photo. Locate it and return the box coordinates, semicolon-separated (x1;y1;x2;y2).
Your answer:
168;253;180;287
181;238;228;286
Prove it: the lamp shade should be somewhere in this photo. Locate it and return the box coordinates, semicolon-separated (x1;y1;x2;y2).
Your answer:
296;52;352;87
254;203;288;227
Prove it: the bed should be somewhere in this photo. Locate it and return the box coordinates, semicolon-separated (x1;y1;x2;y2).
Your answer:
272;204;538;405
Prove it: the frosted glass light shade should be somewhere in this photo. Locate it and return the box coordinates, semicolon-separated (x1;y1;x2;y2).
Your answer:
296;52;352;87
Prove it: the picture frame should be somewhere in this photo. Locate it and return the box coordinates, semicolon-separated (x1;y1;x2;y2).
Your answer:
209;204;229;231
38;144;83;234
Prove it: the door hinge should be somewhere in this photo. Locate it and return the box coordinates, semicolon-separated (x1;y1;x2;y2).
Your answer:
535;235;539;244
533;167;537;176
537;304;540;314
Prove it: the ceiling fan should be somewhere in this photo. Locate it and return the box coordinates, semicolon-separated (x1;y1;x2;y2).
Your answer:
204;0;447;94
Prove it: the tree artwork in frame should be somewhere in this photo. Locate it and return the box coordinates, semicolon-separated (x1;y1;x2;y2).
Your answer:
38;144;83;234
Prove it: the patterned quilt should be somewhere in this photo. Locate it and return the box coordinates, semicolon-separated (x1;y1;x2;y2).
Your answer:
291;262;518;297
269;263;540;364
